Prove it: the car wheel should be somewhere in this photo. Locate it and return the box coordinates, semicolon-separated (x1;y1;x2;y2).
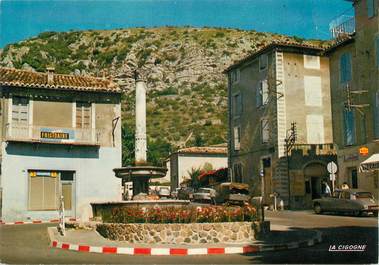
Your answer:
314;204;322;214
352;210;362;217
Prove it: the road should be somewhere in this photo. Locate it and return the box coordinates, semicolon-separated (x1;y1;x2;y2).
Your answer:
0;210;377;264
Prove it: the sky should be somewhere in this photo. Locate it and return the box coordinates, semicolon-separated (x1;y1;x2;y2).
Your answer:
0;0;354;47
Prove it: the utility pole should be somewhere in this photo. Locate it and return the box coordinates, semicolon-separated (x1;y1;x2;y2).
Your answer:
284;122;296;210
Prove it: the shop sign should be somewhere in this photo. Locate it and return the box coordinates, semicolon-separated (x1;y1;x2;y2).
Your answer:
40;128;75;142
359;146;369;156
344;153;359;161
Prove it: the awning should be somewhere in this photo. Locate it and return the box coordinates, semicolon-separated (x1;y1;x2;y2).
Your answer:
360;153;379;172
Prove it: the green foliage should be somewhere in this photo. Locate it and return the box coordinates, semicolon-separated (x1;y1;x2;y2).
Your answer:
154;86;178;96
121;123;135;166
293;35;304;43
194;134;205;147
38;31;57;39
187;167;202;189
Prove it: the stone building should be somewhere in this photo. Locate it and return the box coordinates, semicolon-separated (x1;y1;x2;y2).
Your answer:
325;0;379;196
0;67;122;222
225;42;337;209
169;146;227;191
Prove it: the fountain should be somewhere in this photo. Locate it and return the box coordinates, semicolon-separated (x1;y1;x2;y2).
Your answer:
91;71;188;220
113;71;167;197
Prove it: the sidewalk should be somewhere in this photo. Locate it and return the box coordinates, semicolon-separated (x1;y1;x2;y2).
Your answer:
48;224;322;255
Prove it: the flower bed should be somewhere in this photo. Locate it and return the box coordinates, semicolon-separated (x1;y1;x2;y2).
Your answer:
106;205;257;224
96;205;259;244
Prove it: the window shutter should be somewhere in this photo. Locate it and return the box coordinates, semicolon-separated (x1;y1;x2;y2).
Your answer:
340;53;352;84
376;36;379;68
367;0;374;17
256;83;262;107
234;126;240;150
344;110;355;145
345;53;352;82
261;119;269;143
262;80;269;105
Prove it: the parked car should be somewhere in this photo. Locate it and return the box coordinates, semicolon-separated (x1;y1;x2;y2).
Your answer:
158;187;170;199
313;189;379;216
193;188;216;203
171;188;180;199
214;182;250;205
178;187;194;200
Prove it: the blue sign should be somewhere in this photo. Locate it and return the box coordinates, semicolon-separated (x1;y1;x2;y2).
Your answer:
40;128;75;142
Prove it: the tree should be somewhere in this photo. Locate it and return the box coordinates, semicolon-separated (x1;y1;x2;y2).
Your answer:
187;167;202;189
194;134;205;147
121;123;135;166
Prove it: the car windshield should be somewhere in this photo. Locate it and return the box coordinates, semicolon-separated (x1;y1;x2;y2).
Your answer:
198;189;211;193
355;192;374;199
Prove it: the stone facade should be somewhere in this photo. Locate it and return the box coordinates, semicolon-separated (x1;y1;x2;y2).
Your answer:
97;222;255;244
326;0;379;197
225;43;333;208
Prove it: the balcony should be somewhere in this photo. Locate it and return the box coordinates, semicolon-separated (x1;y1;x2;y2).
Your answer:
329;15;355;39
289;144;337;157
4;124;106;146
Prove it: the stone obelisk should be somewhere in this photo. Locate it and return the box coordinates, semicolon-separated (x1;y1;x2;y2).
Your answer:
135;72;147;165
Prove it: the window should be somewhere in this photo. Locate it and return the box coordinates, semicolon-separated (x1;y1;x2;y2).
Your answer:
28;171;59;210
261;118;269;143
231;69;240;84
259;54;268;71
344;109;356;146
367;0;375;18
233;163;243;183
304;76;322;106
76;102;91;128
233;93;242;116
340;53;352;84
304;55;320;69
374;91;379;138
12;96;29;124
256;80;269;107
306;115;324;143
234;126;241;150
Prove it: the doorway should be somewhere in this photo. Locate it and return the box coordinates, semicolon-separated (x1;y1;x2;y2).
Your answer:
350;168;358;188
60;171;75;217
304;162;328;207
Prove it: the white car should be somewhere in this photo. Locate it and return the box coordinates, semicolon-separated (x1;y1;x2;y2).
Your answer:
193;188;216;203
158;187;170;199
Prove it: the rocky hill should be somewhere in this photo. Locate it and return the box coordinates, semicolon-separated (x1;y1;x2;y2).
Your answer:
0;27;328;163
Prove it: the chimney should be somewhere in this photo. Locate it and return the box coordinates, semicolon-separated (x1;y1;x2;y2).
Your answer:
46;67;55;84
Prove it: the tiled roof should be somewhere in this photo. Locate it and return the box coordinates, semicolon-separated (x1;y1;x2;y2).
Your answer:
0;67;120;93
177;146;227;155
323;35;355;54
224;40;328;72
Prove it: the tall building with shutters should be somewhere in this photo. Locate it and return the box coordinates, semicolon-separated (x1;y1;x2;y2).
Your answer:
326;0;379;197
0;67;122;222
225;42;336;209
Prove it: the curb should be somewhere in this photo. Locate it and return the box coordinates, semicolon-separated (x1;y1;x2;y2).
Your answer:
50;230;322;256
0;218;79;225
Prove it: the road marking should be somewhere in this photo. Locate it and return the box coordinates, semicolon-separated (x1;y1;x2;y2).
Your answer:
225;247;243;254
151;248;170;255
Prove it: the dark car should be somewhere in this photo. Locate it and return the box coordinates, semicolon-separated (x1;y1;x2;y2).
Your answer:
178;187;194;200
313;189;379;216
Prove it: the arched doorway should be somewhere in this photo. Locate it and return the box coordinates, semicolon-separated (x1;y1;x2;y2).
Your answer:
303;162;328;207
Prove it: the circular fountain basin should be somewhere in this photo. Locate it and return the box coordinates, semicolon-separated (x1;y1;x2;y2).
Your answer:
113;165;167;180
